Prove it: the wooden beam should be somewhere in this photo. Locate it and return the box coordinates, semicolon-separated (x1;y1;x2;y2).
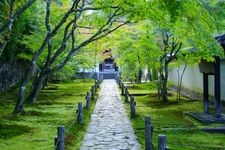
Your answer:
214;56;221;118
203;73;209;114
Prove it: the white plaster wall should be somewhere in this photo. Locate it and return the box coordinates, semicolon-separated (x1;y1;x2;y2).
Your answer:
220;61;225;98
168;61;225;101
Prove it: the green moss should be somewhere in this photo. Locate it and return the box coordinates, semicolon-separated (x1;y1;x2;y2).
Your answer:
123;82;225;150
0;80;98;150
0;124;33;139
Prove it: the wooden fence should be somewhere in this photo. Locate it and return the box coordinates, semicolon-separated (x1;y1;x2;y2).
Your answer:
54;80;101;150
116;77;169;150
116;77;225;150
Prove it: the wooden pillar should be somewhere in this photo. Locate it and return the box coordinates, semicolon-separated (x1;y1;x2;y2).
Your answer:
95;81;97;90
91;86;95;99
130;95;136;118
116;76;119;84
97;80;100;88
158;134;166;150
121;83;125;95
145;116;153;150
214;56;221;118
118;79;121;88
119;79;122;88
203;73;209;114
86;92;90;109
77;102;83;124
93;85;96;93
125;88;129;102
56;126;65;150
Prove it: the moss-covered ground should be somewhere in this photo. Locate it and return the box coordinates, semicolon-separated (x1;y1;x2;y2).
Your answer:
0;79;98;150
122;82;225;150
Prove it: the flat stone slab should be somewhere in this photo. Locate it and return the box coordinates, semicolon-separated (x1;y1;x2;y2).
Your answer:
80;79;140;150
187;112;225;124
202;127;225;133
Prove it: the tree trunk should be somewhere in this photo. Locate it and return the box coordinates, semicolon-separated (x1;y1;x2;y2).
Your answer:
29;62;50;103
13;60;46;113
42;75;49;89
176;68;180;100
152;68;158;80
148;68;152;82
158;68;163;99
177;63;187;100
137;69;142;83
161;62;169;102
13;83;27;114
29;75;45;103
13;61;36;114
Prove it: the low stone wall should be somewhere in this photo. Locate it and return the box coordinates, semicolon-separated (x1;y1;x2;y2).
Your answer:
76;72;97;79
76;72;119;80
0;61;27;92
99;72;119;80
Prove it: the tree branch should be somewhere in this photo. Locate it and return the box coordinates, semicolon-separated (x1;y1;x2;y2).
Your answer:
0;0;36;32
48;0;87;65
0;0;36;56
45;0;52;64
50;20;129;73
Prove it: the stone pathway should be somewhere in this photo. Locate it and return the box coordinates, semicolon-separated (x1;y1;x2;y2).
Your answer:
80;79;140;150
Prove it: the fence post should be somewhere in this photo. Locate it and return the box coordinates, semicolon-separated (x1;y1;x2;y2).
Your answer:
118;79;121;88
118;77;121;86
121;83;125;95
93;85;96;93
145;116;153;150
86;92;90;109
91;86;95;99
97;80;100;88
95;81;98;90
158;134;167;150
120;79;123;88
77;102;83;124
54;137;58;150
118;78;121;88
130;95;136;118
125;88;129;102
116;76;118;84
55;126;65;150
